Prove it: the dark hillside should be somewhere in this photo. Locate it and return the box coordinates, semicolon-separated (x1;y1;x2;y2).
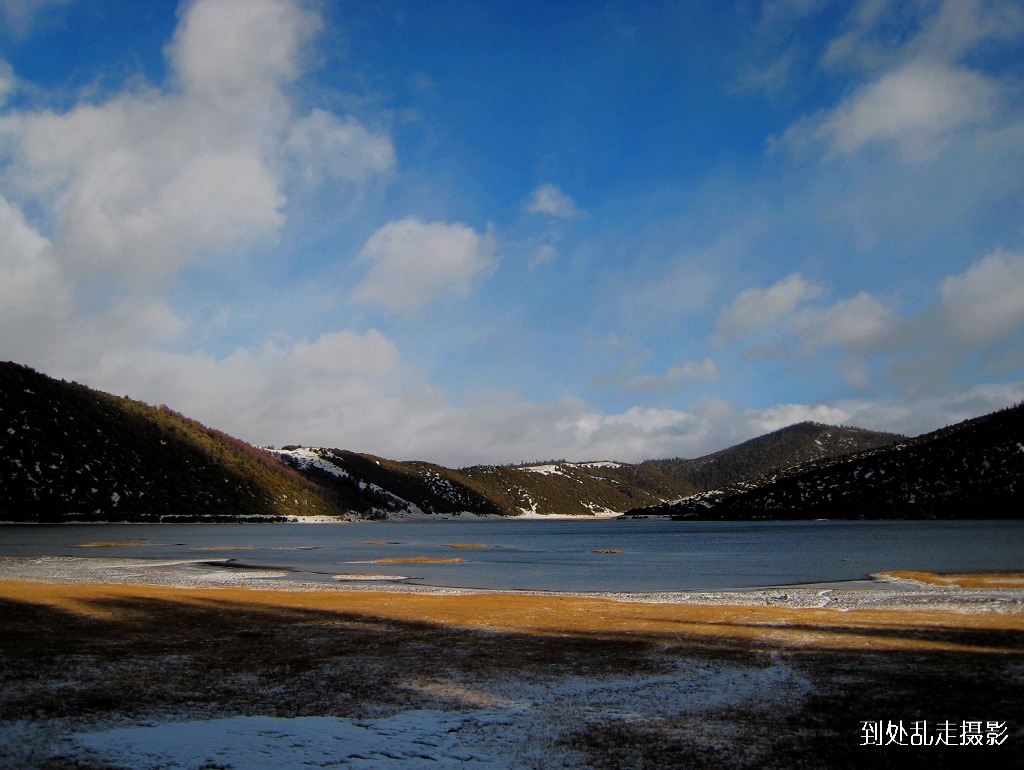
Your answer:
0;362;348;522
269;447;506;518
643;422;902;490
269;450;696;517
457;461;698;517
630;404;1024;520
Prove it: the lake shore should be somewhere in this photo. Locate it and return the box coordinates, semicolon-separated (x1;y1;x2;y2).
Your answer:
2;555;1024;614
2;558;1023;768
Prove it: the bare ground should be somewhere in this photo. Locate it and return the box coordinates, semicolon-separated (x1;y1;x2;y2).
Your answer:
1;573;1023;769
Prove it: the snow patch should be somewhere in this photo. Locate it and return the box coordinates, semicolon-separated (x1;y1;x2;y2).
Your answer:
69;711;510;769
519;464;566;476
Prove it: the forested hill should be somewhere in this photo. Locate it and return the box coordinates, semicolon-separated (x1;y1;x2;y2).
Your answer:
267;449;698;518
0;362;349;522
4;360;1017;522
642;422;902;490
629;404;1024;520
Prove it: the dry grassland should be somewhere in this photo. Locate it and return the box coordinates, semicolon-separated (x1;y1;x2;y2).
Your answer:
2;580;1022;654
76;541;151;548
2;578;1022;768
883;571;1024;589
445;543;496;549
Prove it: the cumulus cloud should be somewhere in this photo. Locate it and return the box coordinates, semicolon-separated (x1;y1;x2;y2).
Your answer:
0;194;72;360
626;359;719;392
286;109;396;185
940;249;1024;342
818;61;999;160
778;0;1021;163
0;0;393;285
748;402;853;433
168;0;319;103
353;217;498;315
714;273;823;344
790;291;893;351
67;327;405;450
524;183;585;218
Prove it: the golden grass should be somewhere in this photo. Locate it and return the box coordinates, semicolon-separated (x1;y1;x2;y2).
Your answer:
373;557;467;564
78;541;150;548
1;579;1021;655
883;571;1024;589
445;543;495;549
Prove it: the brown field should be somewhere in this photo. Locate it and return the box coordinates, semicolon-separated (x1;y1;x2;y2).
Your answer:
445;543;496;549
2;580;1021;654
2;578;1022;768
77;541;151;548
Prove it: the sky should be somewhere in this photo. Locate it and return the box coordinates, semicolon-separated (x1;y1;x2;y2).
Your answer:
1;0;1023;467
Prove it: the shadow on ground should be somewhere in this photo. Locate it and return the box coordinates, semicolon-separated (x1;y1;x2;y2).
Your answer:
1;593;1022;769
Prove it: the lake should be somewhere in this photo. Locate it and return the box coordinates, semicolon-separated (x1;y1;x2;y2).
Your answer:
1;519;1022;593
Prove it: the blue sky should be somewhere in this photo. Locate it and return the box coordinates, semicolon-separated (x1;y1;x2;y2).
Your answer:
2;0;1023;466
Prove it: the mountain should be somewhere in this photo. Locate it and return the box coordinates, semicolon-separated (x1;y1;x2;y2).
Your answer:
628;404;1024;520
641;422;902;490
0;362;693;522
0;362;350;522
4;360;1018;522
268;448;697;518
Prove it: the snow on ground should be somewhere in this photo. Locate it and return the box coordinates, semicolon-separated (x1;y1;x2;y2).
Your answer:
518;464;566;476
66;711;514;769
12;657;807;770
270;447;351;480
515;510;622;519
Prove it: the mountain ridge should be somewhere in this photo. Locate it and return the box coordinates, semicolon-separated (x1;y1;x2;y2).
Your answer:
2;361;1018;521
628;403;1024;520
641;420;902;490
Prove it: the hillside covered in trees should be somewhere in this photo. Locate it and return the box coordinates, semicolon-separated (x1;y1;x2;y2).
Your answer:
0;363;348;522
629;404;1024;520
3;361;1018;522
642;422;901;490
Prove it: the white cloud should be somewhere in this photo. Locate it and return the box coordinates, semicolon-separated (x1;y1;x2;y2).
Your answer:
286;109;396;185
626;359;719;392
824;0;1024;70
940;249;1024;342
749;402;853;433
0;0;392;285
790;291;893;351
524;183;585;218
169;0;319;103
283;329;399;380
780;0;1022;163
819;61;999;160
0;0;68;36
0;194;72;360
714;273;823;343
353;217;498;315
0;59;14;106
